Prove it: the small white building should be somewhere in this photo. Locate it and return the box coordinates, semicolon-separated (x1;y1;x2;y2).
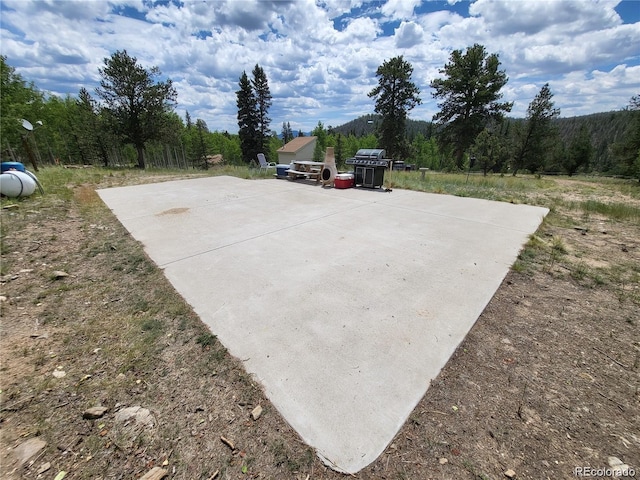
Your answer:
277;136;317;164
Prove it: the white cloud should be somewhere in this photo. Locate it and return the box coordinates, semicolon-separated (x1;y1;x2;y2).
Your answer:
469;0;622;35
381;0;422;20
553;64;640;114
337;15;381;42
419;9;464;32
1;0;638;133
395;21;424;48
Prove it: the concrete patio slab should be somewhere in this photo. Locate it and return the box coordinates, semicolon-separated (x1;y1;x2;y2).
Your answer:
98;176;548;474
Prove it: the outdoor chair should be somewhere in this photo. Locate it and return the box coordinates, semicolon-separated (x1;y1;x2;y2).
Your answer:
257;153;276;171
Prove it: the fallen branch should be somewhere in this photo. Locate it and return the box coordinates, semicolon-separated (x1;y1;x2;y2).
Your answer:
422;410;449;416
138;467;167;480
220;436;235;451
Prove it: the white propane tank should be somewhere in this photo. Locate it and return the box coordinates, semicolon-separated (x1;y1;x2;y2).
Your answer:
0;170;37;197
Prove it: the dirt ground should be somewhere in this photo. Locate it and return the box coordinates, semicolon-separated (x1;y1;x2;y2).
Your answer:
1;171;638;480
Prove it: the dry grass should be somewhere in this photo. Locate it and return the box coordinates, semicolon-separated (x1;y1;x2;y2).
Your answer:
1;166;638;480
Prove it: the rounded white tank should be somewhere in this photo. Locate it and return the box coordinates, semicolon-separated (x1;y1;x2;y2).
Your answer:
0;170;37;197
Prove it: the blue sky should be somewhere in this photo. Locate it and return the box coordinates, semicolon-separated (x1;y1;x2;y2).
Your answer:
1;0;639;134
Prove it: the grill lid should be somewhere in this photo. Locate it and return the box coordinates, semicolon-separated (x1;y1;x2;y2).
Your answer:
354;148;386;160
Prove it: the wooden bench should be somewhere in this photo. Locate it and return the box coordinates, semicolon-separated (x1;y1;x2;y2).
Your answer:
285;169;321;180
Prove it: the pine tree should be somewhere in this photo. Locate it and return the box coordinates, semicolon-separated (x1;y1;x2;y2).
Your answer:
368;56;421;160
431;44;512;169
612;94;640;180
472;127;508;176
76;87;109;166
512;83;560;175
236;71;259;164
252;64;272;157
281;121;293;144
312;121;327;161
195;119;209;169
564;125;593;176
96;50;177;169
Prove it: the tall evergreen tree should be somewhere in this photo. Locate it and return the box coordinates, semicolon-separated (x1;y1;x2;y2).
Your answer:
368;56;421;160
312;121;327;161
236;71;259;164
511;83;560;175
564;124;593;176
76;87;109;166
195;119;209;169
471;126;510;176
287;122;293;143
96;50;177;169
252;64;272;158
281;121;293;144
612;94;640;180
431;44;512;169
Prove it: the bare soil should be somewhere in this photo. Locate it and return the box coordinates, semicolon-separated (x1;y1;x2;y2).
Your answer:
1;172;638;480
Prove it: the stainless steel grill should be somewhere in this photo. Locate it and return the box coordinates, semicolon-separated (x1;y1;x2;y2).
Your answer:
346;149;389;188
347;149;388;166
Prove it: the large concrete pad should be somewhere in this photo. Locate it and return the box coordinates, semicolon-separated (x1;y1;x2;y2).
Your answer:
98;176;548;473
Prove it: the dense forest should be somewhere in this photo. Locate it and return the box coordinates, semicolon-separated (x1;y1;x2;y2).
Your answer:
332;110;638;177
1;55;638;179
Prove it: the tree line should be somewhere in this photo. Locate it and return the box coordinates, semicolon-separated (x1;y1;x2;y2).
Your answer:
362;44;638;179
1;47;638;179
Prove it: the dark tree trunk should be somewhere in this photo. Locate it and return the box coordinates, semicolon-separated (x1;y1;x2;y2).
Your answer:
136;146;145;169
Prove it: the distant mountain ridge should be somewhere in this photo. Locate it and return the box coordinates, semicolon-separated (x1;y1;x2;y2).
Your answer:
331;111;633;141
329;110;635;172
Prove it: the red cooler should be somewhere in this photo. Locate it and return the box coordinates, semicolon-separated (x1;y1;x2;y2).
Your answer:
334;173;354;189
